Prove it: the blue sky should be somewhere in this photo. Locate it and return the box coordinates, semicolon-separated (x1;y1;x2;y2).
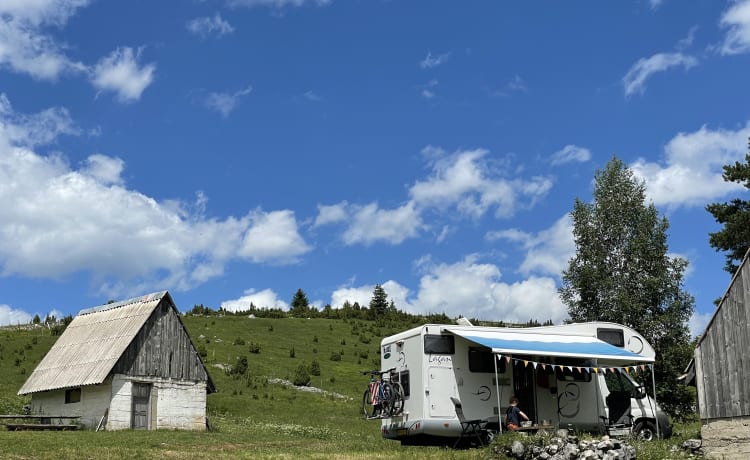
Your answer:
1;1;750;337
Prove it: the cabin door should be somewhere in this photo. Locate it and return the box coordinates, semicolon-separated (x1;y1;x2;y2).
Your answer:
512;361;536;422
131;382;151;430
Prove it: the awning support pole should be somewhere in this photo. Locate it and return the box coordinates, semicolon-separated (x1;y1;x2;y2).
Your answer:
494;354;502;434
651;364;660;439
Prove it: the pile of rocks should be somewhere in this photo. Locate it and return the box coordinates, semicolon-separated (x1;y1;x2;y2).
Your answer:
494;430;637;460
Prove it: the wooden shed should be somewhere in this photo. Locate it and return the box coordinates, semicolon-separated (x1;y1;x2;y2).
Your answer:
692;248;750;458
18;291;215;431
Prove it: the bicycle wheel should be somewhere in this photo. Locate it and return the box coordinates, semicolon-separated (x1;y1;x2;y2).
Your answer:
362;388;378;419
389;382;404;416
379;382;394;417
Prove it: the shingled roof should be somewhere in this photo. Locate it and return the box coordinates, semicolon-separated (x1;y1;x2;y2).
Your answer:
18;291;211;395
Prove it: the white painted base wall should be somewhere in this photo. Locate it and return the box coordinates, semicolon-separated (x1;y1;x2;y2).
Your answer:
31;374;207;431
109;374;207;431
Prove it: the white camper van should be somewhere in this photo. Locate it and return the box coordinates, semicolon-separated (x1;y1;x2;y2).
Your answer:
377;322;671;445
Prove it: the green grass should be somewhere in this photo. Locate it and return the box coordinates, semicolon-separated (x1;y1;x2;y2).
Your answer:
0;317;700;459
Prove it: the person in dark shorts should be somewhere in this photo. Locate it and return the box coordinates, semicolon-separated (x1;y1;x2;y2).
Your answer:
505;396;530;431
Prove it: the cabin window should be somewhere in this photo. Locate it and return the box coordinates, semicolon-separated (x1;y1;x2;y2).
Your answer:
424;334;454;354
554;358;592;382
468;347;506;373
597;328;624;348
65;388;81;404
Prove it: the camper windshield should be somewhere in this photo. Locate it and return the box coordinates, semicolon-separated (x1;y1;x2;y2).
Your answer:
604;371;635;394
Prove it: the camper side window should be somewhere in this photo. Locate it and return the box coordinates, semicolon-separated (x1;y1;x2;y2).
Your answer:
597;328;625;347
424;334;454;354
469;347;506;373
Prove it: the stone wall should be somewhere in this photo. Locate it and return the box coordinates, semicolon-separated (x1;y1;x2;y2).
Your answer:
702;419;750;460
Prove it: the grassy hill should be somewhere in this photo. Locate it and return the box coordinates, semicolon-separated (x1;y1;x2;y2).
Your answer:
0;316;699;459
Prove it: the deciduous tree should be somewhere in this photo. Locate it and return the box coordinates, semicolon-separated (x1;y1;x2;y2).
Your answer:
559;157;695;417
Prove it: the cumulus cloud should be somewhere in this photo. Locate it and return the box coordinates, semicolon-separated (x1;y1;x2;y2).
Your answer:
0;0;88;80
689;310;713;338
317;201;422;246
622;52;698;96
550;145;591;165
331;256;567;323
204;86;253;118
487;214;574;277
0;304;33;326
0;94;79;146
91;47;156;103
221;288;289;312
630;121;750;206
0;97;311;298
409;146;553;219
419;51;450;69
719;0;750;55
186;13;234;38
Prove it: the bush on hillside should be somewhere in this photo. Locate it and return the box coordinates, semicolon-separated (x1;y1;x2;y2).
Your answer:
293;363;311;386
329;352;341;361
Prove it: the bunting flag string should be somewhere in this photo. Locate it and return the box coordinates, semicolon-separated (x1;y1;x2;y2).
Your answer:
495;354;653;375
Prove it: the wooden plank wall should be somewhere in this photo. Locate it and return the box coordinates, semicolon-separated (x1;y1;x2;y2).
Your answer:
696;255;750;419
113;300;209;383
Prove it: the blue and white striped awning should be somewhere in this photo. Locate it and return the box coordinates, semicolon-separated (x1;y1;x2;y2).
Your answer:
445;328;653;363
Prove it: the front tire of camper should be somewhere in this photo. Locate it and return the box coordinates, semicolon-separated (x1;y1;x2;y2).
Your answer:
635;421;657;441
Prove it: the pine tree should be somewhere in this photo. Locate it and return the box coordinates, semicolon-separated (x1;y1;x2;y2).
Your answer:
706;138;750;275
559;156;695;416
289;288;310;318
369;284;389;318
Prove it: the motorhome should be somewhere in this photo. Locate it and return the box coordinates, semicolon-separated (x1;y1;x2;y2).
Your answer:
378;321;671;445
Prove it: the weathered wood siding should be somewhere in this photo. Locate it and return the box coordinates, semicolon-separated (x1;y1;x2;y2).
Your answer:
112;299;209;383
107;374;206;431
696;252;750;420
30;378;111;428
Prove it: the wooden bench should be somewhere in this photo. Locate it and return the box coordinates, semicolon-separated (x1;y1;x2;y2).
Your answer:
0;415;81;431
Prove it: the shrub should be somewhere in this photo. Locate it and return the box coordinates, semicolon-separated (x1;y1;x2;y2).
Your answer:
340;338;346;345
359;334;371;344
358;350;369;359
293;363;311;386
329;352;341;362
268;325;274;332
248;342;261;354
310;360;321;376
313;335;318;343
197;344;208;358
233;337;246;346
232;356;248;376
289;347;296;358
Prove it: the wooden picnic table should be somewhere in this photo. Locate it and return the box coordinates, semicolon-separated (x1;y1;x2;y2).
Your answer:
0;414;81;431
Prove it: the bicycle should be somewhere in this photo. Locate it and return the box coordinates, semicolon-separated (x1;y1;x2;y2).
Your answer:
361;368;404;419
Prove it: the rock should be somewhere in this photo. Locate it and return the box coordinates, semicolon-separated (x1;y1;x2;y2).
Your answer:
562;443;579;459
547;443;559;455
580;449;597;460
511;440;526;458
556;429;569;438
682;439;702;451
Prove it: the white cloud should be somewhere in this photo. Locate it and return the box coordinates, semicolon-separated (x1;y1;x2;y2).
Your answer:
204;86;253;118
313;202;349;227
228;0;331;8
649;0;664;10
630;121;750;206
0;0;88;80
487;214;574;277
239;210;312;263
0;304;33;326
677;26;699;50
550;144;591;165
221;288;289;312
343;202;423;246
622;52;698;96
689;310;713;338
719;0;750;55
304;90;321;101
0;97;312;298
419;79;438;99
419;51;450;69
91;47;156;103
0;93;79;146
186;13;234;38
409;147;553;219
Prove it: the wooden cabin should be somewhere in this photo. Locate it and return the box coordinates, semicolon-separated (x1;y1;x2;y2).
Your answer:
18;291;215;430
691;248;750;458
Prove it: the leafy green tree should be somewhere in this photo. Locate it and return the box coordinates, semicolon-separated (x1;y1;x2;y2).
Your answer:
289;288;310;318
706;139;750;275
559;156;695;417
369;284;389;319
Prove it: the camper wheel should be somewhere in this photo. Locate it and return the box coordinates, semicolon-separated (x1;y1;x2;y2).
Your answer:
634;420;657;441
